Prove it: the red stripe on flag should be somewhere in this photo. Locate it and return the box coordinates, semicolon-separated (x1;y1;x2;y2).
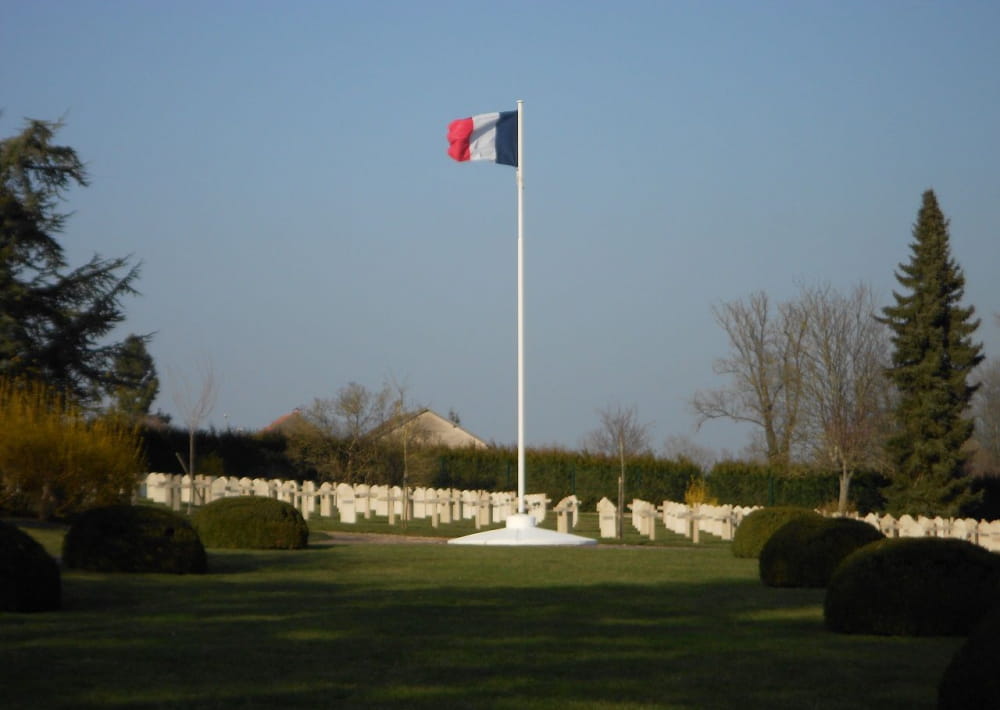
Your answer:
447;117;473;162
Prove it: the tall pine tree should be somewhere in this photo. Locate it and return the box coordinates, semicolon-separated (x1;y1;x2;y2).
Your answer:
880;190;983;516
1;118;144;404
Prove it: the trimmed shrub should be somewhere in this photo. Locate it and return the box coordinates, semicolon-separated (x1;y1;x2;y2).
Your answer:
731;506;823;559
825;537;1000;636
63;505;206;574
0;520;61;612
759;516;884;588
192;497;308;550
938;603;1000;709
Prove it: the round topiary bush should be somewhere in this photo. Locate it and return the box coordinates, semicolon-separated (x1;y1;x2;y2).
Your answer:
191;496;309;550
731;506;823;559
0;520;61;612
938;603;1000;709
759;516;885;588
824;537;1000;636
62;505;207;574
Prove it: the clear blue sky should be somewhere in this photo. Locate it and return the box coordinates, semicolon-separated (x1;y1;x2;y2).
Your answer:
3;0;999;458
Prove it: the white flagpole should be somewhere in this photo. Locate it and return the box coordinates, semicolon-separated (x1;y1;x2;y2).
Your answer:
449;101;594;545
516;99;526;515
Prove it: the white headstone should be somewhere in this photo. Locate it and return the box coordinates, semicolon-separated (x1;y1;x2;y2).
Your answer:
355;484;371;519
412;487;427;519
524;493;551;523
438;489;453;524
319;482;334;517
336;482;356;524
597;497;617;538
208;476;228;503
554;495;579;534
478;491;491;528
145;473;166;503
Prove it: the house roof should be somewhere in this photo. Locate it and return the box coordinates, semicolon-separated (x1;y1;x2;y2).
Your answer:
377;408;488;449
262;407;488;449
261;409;306;433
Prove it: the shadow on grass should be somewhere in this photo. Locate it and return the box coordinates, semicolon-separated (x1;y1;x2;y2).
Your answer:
1;546;959;710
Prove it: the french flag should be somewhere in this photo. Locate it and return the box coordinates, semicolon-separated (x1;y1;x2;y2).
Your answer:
446;110;518;167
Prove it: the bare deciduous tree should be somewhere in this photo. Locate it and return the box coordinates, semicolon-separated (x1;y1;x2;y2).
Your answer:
286;381;394;484
798;283;892;513
972;358;1000;476
385;378;432;523
283;400;342;480
170;360;217;511
585;404;652;538
336;381;393;482
973;315;1000;476
662;434;716;473
692;291;808;470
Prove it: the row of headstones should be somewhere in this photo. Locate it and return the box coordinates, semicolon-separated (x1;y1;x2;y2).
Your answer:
850;511;1000;552
600;497;1000;552
142;474;1000;549
593;498;758;541
139;474;580;531
660;501;760;542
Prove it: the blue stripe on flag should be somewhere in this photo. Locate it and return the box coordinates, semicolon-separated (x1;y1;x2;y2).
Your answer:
495;111;518;167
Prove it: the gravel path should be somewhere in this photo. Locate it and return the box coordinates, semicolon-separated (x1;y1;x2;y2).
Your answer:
312;531;448;545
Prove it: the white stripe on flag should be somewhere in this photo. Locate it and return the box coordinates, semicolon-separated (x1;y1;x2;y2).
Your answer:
468;112;501;162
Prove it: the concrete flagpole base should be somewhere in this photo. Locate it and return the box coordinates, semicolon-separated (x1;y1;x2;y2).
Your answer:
447;513;597;546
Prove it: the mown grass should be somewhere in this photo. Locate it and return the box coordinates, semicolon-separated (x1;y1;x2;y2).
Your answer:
310;510;731;549
3;519;960;709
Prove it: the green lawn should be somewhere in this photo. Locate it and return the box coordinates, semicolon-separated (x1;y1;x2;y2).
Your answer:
3;519;960;709
309;510;732;549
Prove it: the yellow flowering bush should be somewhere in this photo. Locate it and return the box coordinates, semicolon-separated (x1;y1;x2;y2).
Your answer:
0;379;145;519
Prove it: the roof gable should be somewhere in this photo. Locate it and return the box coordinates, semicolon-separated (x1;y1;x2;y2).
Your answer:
380;409;488;449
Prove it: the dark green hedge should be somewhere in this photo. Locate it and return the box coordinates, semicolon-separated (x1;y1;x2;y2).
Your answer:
432;453;895;512
731;507;823;559
192;497;308;549
432;448;700;507
759;516;884;588
0;520;61;612
825;538;1000;636
938;603;1000;709
141;426;298;479
968;476;1000;521
63;505;207;574
706;461;888;512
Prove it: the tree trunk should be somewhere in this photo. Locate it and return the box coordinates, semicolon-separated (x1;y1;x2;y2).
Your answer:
617;438;625;539
39;482;55;521
838;461;852;516
187;429;196;513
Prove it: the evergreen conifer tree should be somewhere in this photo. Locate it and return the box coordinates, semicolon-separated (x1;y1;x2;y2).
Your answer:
880;190;983;516
1;118;143;403
107;334;159;419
